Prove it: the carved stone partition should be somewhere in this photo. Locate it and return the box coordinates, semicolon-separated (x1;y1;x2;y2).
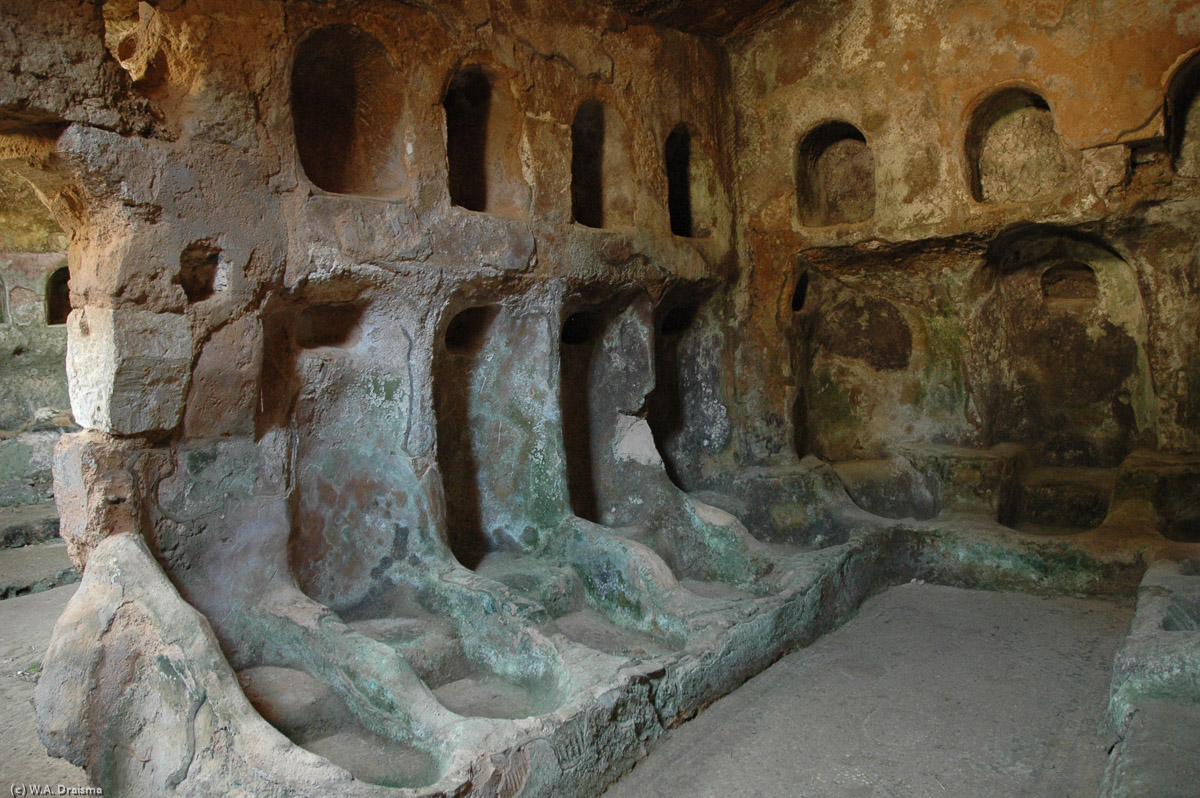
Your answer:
1;0;1198;795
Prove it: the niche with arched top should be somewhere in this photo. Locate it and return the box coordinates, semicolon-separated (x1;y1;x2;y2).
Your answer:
559;308;606;521
291;25;406;198
983;229;1154;467
571;100;636;230
443;67;529;218
571;101;605;228
663;123;721;239
434;304;500;568
795;122;875;226
1167;52;1200;177
45;266;70;325
966;88;1072;204
1041;261;1098;307
792;271;810;313
665;125;694;236
178;241;219;303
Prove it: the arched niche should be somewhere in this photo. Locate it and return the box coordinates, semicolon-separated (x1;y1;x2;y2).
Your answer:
664;123;720;238
443;66;529;219
1167;52;1200;177
982;228;1156;466
966;88;1073;204
570;100;636;229
571;100;605;228
291;25;407;198
1040;261;1098;307
795;121;875;226
45;266;70;325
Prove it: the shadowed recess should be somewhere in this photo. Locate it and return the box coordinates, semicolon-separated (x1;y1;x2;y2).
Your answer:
792;271;809;312
293;304;363;349
665;124;694;237
178;241;219;303
572;100;606;228
444;67;493;213
435;305;500;567
966;88;1068;204
1041;261;1097;304
45;266;69;325
1167;52;1200;176
796;121;874;226
647;302;699;488
291;25;406;197
560;309;604;520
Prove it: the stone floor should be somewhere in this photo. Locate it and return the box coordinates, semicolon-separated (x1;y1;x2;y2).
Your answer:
605;583;1133;798
0;568;1174;797
0;539;77;598
0;583;87;789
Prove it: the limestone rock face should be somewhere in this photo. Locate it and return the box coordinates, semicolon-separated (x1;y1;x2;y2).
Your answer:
66;306;192;435
7;0;1200;794
51;431;143;569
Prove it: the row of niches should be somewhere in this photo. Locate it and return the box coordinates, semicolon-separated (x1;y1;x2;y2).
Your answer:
290;25;720;238
798;51;1200;227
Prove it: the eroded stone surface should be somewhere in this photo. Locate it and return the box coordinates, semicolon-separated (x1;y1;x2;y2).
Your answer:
2;0;1198;795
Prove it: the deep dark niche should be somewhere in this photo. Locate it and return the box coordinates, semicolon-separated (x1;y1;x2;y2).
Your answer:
444;67;493;212
572;100;606;228
291;25;405;197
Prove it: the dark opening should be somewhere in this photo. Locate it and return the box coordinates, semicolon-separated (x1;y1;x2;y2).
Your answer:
293;304;363;348
659;304;696;336
45;267;70;325
291;25;405;197
179;242;219;303
444;67;492;212
646;303;699;488
796;122;874;226
1167;53;1200;175
1041;261;1098;303
571;100;606;228
792;271;810;312
665;124;694;237
435;305;501;568
444;306;497;353
561;311;601;346
559;308;607;522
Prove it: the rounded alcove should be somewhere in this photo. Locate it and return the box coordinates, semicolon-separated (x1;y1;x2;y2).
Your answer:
561;310;603;346
178;241;220;303
291;25;406;198
443;66;529;218
571;99;635;230
443;67;492;213
443;305;497;354
796;121;875;226
571;100;606;228
665;124;695;237
791;271;810;312
1167;51;1200;177
1041;261;1098;308
966;88;1071;204
664;123;719;239
45;266;70;325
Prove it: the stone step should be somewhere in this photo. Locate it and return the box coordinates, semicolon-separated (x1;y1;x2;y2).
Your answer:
0;503;59;549
1101;699;1200;798
1004;467;1117;531
0;538;78;599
